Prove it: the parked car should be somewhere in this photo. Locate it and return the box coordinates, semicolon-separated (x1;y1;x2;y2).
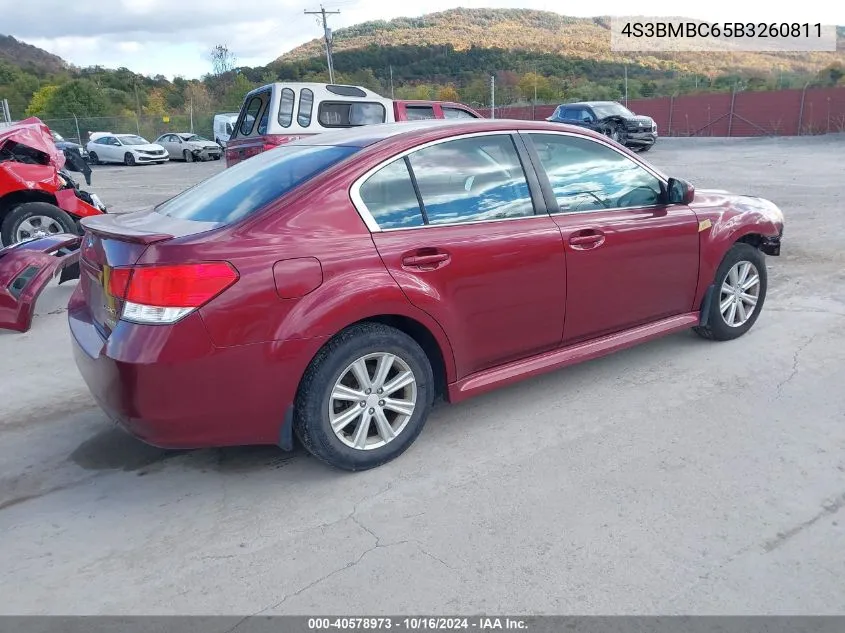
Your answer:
50;130;89;163
213;113;239;148
547;101;658;152
224;82;481;167
154;133;222;162
86;133;169;166
69;119;784;471
1;117;106;247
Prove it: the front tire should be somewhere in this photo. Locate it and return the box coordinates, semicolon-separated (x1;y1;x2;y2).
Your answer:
124;152;136;166
1;202;78;246
294;323;435;471
183;149;194;163
695;243;767;341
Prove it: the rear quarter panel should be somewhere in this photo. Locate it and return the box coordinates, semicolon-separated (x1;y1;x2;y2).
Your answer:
690;190;783;308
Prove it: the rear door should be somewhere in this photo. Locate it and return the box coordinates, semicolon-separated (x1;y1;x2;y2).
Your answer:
358;132;567;378
522;131;700;344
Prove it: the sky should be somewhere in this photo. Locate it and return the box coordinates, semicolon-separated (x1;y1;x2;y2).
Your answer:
4;0;844;79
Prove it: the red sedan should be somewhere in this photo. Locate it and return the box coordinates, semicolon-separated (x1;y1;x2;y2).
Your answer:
69;119;784;471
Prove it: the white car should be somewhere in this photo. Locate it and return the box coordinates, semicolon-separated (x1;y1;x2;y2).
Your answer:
86;133;169;166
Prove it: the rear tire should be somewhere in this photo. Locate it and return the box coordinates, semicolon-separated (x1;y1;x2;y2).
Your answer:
694;243;767;342
294;323;434;471
1;202;78;246
88;151;100;165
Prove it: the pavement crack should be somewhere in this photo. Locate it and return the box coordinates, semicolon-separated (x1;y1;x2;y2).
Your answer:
775;334;817;398
417;545;457;571
762;491;845;553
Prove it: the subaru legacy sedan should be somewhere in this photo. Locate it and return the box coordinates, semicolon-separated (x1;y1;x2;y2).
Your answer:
69;119;784;471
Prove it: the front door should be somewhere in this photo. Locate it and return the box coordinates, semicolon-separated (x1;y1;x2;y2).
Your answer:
358;133;567;378
522;131;700;344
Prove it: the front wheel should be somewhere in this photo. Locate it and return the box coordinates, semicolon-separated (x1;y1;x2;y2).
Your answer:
695;243;767;341
1;202;78;246
294;323;435;471
183;149;194;163
124;152;136;166
607;125;623;143
637;144;653;153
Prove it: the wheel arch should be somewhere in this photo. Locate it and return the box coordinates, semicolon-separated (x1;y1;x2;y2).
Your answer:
0;190;59;226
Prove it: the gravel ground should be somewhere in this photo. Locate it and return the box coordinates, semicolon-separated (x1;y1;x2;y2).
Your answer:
0;136;844;616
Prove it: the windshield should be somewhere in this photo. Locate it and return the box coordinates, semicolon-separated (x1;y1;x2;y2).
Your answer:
183;135;211;143
591;103;635;118
155;144;360;224
118;135;149;146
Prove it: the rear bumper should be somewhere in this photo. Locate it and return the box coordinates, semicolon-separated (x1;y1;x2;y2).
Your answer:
68;292;322;448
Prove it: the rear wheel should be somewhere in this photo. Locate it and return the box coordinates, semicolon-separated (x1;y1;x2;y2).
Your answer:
695;243;767;341
183;149;194;163
124;152;135;166
88;151;100;165
1;202;78;246
294;323;434;471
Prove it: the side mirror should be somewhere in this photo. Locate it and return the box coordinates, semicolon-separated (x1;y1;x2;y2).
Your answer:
666;177;695;205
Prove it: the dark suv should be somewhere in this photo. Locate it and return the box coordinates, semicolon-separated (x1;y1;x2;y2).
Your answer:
546;101;657;152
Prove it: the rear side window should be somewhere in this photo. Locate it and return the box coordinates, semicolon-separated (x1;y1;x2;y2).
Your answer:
298;88;314;126
358;158;425;230
318;102;386;127
278;88;295;128
405;106;435;121
442;107;477;119
155;144;360;224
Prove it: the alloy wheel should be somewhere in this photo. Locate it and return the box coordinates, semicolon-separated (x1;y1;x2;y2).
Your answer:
719;261;761;327
328;352;418;450
15;215;63;243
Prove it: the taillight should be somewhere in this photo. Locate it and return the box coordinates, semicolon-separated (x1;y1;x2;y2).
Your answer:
108;262;238;325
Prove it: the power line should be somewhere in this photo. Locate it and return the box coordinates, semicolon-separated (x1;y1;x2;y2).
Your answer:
305;5;341;83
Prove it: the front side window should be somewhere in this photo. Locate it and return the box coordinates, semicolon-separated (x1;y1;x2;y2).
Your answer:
155;144;360;224
359;158;426;230
442;107;477;119
527;133;663;213
278;88;295;128
298;88;314;127
238;93;267;137
405;106;435;121
407;134;534;226
318;102;386;127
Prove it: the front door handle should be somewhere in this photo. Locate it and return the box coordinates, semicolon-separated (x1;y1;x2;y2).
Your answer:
568;229;605;249
402;253;450;268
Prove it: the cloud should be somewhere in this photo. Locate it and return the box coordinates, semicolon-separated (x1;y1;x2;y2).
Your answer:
4;0;843;78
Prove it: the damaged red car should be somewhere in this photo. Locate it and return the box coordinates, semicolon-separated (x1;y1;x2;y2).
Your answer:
0;117;106;246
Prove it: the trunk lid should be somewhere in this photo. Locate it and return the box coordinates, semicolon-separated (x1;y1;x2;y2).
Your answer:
78;211;219;336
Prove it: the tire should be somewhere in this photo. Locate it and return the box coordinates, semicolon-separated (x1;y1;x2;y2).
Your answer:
183;149;194;163
607;125;623;143
294;323;435;471
638;144;653;153
1;202;78;246
88;151;100;165
124;152;136;166
694;243;768;342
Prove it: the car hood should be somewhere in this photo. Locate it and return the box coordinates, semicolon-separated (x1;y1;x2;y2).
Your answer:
127;143;165;152
0;117;66;170
185;141;220;150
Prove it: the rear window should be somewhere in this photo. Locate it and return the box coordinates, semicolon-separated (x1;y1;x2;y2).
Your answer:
154;144;359;224
405;106;435;121
318;102;386;128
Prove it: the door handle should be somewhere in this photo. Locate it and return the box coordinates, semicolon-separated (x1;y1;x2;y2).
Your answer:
568;230;605;249
402;253;450;268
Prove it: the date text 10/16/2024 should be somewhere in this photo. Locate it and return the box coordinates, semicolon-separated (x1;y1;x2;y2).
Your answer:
308;617;528;630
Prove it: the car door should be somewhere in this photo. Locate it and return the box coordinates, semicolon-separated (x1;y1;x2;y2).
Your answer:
521;131;700;344
99;136;119;162
357;132;567;378
160;134;178;158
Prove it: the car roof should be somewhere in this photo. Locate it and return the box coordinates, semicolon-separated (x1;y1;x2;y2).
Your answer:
560;101;621;108
286;118;618;150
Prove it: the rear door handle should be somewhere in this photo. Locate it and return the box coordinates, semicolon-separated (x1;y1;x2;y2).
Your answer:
568;230;605;249
402;253;450;268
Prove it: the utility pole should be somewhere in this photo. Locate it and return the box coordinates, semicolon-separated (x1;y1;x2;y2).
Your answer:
305;5;340;83
389;65;394;99
624;65;628;106
490;74;495;119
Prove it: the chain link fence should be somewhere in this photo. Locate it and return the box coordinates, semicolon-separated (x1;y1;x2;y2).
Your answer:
40;113;220;145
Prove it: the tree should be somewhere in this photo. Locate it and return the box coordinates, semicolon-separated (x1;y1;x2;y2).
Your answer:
25;84;59;116
517;72;556;102
143;88;168;116
184;82;212;114
41;79;109;118
438;84;459;101
210;44;237;76
222;73;255;108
